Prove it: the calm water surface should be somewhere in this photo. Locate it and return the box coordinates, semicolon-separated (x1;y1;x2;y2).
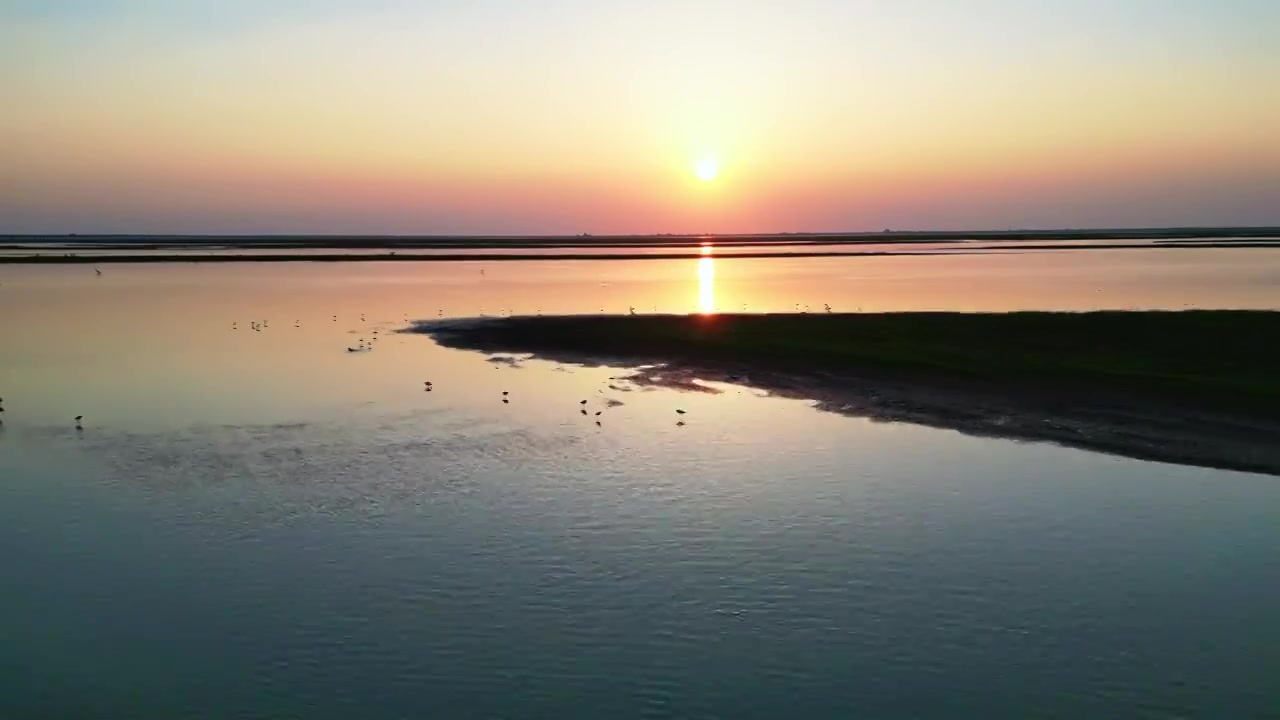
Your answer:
1;250;1278;718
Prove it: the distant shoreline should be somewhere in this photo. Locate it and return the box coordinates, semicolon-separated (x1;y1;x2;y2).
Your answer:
413;311;1280;476
2;226;1278;250
2;240;1277;264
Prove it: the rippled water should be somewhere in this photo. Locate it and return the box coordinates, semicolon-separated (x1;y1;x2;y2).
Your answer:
1;250;1278;718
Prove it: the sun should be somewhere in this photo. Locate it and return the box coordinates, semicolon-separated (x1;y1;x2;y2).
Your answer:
694;156;719;182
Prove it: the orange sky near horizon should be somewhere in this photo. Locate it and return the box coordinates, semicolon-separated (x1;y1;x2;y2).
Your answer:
3;1;1278;234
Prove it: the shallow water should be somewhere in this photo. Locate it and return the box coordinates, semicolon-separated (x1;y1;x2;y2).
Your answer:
1;250;1278;718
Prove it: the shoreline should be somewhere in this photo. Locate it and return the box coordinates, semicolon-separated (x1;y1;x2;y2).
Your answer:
1;228;1277;264
2;240;1278;264
4;226;1278;247
413;312;1280;476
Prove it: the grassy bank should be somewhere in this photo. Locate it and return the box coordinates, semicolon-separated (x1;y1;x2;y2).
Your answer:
428;311;1280;419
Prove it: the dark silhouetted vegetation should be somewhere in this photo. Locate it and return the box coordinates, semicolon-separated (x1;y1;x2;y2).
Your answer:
432;311;1280;418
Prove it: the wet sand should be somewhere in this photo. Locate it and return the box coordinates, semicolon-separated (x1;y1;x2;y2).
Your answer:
414;312;1280;476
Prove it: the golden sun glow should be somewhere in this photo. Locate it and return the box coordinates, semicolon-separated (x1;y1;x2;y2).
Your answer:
694;157;719;182
697;245;715;314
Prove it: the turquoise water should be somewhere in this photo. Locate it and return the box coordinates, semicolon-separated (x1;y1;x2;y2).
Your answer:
2;256;1278;718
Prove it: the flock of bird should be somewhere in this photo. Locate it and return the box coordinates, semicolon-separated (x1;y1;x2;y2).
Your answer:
341;312;695;425
235;312;391;353
229;311;695;427
1;310;692;434
423;385;689;427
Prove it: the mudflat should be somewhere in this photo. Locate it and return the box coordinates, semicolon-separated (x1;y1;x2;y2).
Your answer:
419;311;1280;475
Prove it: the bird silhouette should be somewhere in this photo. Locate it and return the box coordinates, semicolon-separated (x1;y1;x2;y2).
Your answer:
74;415;83;429
676;409;686;415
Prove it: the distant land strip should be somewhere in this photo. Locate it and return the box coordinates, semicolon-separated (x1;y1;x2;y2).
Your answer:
2;226;1279;251
2;241;1278;264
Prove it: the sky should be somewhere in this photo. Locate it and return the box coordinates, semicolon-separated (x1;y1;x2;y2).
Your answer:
2;0;1278;234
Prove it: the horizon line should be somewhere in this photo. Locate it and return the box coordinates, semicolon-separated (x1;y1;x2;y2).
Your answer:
3;225;1279;241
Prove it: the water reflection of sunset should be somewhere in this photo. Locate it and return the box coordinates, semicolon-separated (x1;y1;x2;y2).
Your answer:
698;245;715;314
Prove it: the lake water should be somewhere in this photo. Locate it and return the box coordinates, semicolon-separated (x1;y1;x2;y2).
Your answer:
2;248;1278;718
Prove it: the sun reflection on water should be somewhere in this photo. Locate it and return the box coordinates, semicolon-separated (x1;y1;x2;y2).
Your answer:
698;245;715;314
